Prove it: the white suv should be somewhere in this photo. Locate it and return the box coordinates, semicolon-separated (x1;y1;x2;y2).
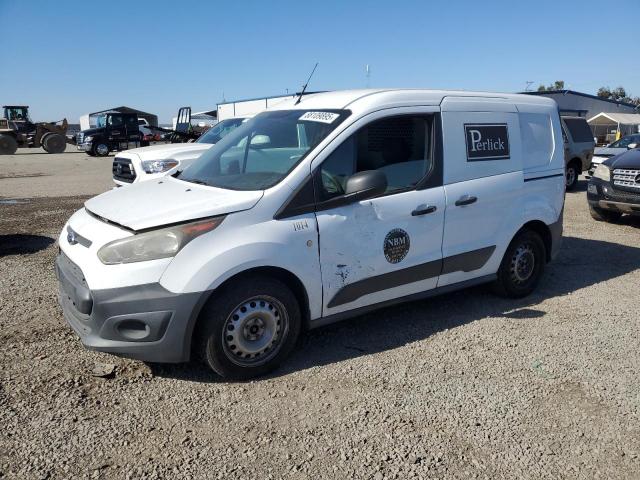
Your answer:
112;117;247;186
56;89;564;379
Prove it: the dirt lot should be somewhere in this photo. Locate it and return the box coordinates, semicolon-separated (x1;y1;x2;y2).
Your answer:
1;151;639;479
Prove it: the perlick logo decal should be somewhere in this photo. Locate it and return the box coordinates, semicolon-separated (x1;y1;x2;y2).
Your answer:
464;124;510;161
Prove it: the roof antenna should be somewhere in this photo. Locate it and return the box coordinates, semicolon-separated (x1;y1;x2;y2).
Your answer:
295;62;319;105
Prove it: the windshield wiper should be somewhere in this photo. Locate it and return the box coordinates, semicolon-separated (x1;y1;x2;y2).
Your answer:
183;178;211;186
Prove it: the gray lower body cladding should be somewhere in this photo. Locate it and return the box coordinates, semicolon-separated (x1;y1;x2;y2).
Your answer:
549;209;563;260
55;253;204;363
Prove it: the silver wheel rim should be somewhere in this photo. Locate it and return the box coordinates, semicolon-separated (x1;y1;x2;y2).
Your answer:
510;243;535;285
566;167;576;187
96;144;109;155
222;295;288;367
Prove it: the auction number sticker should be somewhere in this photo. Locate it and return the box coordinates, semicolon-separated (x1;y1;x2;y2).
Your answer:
299;111;340;124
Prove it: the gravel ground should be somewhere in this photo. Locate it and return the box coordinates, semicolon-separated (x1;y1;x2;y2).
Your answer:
0;146;112;198
1;153;639;479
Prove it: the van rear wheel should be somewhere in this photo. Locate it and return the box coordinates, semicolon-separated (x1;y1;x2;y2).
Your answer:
196;276;301;380
493;229;546;298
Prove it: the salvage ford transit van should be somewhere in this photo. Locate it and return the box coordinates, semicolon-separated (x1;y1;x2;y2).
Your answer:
56;89;564;379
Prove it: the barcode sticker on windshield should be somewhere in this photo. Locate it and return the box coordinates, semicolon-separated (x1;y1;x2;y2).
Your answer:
299;111;340;124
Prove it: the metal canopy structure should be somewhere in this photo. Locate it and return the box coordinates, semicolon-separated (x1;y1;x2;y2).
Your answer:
587;112;640;143
79;106;158;131
587;112;640;126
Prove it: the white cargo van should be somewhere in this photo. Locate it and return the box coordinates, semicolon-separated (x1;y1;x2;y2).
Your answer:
56;89;564;379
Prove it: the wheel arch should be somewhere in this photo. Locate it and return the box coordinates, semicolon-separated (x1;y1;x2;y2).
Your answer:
568;157;583;172
518;219;553;262
188;265;311;357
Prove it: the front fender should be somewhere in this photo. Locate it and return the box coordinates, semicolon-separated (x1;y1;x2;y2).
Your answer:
159;216;323;320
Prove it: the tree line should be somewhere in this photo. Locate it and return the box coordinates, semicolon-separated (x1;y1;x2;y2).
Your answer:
536;81;640;106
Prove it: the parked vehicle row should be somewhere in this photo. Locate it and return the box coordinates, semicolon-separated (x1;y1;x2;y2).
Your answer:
56;89;565;379
561;116;594;191
587;147;640;222
112;117;248;185
587;133;640;177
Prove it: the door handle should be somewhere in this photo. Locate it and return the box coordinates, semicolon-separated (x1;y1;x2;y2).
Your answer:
455;195;477;207
411;204;437;216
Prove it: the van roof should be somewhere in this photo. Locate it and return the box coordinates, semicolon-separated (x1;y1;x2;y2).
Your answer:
269;89;557;112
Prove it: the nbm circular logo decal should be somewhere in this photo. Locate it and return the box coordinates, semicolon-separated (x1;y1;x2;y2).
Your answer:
384;228;410;264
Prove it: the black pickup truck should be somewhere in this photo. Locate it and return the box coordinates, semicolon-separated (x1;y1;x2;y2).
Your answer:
587;148;640;222
76;111;143;157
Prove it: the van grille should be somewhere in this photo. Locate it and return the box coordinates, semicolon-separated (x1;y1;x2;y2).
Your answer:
613;169;640;190
112;157;136;183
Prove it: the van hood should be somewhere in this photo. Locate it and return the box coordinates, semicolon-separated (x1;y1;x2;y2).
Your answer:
125;142;214;160
85;177;263;231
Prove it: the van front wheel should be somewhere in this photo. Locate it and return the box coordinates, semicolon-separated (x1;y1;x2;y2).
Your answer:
196;276;301;380
493;230;546;298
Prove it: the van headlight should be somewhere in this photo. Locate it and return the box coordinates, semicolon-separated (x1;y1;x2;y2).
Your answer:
142;159;179;174
97;217;224;265
592;164;611;182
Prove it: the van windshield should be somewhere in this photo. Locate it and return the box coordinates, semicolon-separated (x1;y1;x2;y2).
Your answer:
179;110;349;190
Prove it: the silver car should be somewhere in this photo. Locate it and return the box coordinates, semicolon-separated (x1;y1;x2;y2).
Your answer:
561;116;595;191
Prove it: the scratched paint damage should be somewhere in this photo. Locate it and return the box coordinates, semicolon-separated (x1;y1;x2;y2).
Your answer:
322;202;382;291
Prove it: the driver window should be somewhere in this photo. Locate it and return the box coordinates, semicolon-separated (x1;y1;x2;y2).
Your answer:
108;116;123;127
319;115;432;200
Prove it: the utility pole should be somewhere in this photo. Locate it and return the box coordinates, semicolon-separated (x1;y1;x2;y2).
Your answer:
525;81;534;92
366;64;371;88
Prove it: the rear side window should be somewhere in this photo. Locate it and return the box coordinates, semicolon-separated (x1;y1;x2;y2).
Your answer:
318;115;432;200
520;113;553;170
563;118;594;143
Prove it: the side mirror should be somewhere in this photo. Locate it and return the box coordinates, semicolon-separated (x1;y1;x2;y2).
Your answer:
250;135;271;146
344;170;387;201
627;143;638;150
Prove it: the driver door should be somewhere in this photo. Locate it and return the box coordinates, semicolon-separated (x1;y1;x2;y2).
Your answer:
312;110;446;316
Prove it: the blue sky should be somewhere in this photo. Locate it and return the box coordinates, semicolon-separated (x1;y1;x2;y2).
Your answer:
1;0;638;123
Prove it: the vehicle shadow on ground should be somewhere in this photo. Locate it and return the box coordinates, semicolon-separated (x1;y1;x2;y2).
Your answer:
149;235;640;383
568;178;588;193
0;234;55;256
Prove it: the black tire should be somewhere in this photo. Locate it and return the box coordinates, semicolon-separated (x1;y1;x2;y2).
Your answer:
42;133;66;154
91;142;110;157
0;134;18;155
565;161;580;191
589;204;622;223
196;275;302;380
493;229;546;298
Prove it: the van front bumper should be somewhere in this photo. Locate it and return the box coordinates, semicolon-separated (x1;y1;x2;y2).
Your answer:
55;252;204;363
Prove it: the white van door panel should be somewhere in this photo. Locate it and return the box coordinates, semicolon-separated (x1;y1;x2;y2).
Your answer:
439;101;524;287
317;188;445;315
310;108;445;316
